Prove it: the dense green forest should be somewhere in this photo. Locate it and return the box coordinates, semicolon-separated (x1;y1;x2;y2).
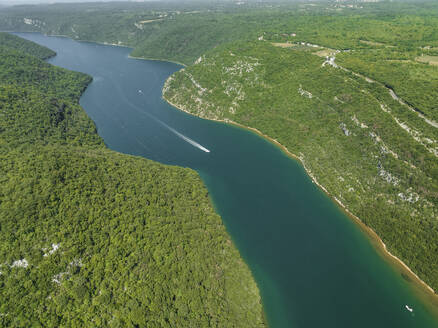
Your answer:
0;32;55;59
0;33;265;327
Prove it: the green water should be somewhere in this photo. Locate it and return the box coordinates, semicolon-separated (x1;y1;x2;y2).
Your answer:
17;32;438;328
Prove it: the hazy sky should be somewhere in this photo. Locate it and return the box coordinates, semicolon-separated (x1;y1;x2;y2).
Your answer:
0;0;144;5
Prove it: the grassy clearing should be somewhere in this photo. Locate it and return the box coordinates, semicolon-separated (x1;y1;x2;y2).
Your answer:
271;42;298;48
360;40;394;47
138;19;164;24
416;55;438;66
313;48;337;57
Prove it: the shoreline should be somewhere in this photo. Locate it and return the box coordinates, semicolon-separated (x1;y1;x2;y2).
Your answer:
162;89;438;311
44;33;188;67
128;54;187;67
51;36;187;67
8;31;188;67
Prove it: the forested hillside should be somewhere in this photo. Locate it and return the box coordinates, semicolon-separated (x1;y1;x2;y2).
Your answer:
0;32;55;59
0;33;265;328
163;40;438;292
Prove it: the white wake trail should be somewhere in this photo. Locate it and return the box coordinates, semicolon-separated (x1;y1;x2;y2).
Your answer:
133;88;210;153
159;122;210;153
112;82;210;153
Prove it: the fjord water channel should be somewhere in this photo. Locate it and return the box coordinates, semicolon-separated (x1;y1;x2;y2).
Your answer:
17;32;438;328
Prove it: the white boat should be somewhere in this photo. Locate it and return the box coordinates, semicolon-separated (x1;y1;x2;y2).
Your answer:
405;305;413;312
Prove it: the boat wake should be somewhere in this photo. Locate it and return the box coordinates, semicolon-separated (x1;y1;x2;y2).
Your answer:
111;82;210;153
157;121;210;153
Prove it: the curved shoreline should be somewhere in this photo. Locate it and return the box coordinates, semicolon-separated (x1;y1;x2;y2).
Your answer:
8;31;188;67
128;54;187;67
50;34;189;67
162;89;438;314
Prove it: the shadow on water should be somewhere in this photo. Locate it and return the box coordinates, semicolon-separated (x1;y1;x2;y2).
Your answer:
16;32;438;328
